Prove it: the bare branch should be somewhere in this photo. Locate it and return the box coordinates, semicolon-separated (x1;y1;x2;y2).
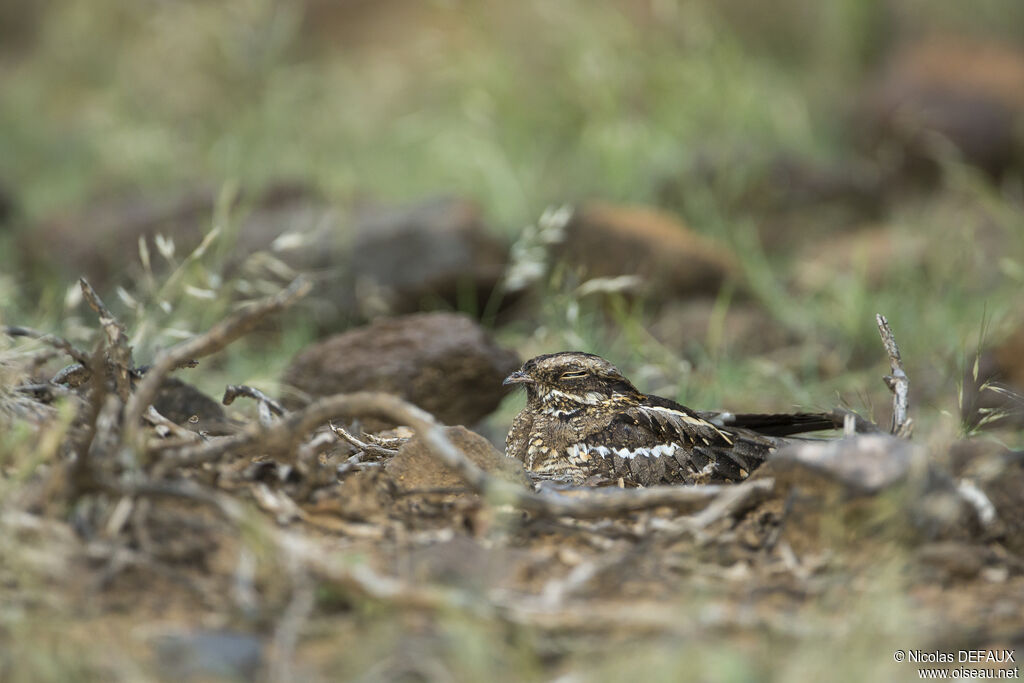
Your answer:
688;477;775;529
875;314;912;437
122;277;312;456
133;358;200;375
65;346;113;497
156;391;773;519
143;405;203;443
329;421;399;458
223;384;287;417
80;278;134;400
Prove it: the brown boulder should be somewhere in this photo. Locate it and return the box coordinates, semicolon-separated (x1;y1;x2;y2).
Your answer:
751;435;980;553
792;225;929;292
648;299;794;357
386;425;529;491
349;196;508;316
153;378;231;434
993;321;1024;390
18;183;342;293
281;312;520;425
859;39;1024;180
556;202;739;301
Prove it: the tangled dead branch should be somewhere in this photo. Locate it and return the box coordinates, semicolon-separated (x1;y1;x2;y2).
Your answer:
123;277;312;454
80;278;135;400
223;384;286;418
155;390;774;519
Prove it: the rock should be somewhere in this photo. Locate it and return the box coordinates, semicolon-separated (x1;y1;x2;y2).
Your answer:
658;152;885;232
152;630;263;681
755;434;922;495
648;299;795;356
747;155;885;216
859;39;1024;180
349;196;508;316
386;425;529;491
751;435;980;552
281;312;520;426
18;183;341;293
992;321;1024;388
153;378;233;435
792;225;929;292
556;202;739;301
915;542;987;582
656;151;888;256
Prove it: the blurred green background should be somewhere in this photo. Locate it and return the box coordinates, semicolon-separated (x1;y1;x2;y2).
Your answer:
1;0;1023;440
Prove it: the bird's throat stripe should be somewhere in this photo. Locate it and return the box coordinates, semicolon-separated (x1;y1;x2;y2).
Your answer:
542;389;603;405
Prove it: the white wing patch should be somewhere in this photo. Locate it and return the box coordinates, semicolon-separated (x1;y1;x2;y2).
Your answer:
567;442;679;462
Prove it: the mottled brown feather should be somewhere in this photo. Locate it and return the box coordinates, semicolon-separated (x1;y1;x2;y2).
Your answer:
504;351;835;487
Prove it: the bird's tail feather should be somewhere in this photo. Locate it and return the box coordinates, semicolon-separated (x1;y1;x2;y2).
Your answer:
699;411;842;437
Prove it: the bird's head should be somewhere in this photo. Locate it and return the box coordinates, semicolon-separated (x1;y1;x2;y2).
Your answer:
503;351;640;411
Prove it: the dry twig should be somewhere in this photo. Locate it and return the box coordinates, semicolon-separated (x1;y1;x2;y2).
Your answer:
143;406;203;443
876;314;912;437
64;346;113;496
329;422;399;458
80;278;135;400
223;384;287;417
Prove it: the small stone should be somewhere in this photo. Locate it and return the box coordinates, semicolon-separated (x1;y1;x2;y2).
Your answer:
281;312;520;426
858;38;1024;180
792;226;929;292
752;435;984;552
152;629;262;681
648;299;794;356
386;425;530;491
18;183;333;292
153;378;233;435
349;196;508;316
916;542;986;581
755;434;921;495
557;202;739;301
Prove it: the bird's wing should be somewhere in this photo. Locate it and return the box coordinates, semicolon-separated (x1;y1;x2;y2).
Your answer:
571;395;777;486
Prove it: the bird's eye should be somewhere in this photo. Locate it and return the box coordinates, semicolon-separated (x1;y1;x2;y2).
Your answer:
560;370;588;380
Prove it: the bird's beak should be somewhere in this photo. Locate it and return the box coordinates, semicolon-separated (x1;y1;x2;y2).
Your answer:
503;370;535;386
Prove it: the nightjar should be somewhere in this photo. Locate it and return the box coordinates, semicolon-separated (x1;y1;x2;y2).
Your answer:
504;352;838;486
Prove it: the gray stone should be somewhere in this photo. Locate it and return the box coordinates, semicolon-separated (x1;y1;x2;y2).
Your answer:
281;312;520;426
349;196;508;316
